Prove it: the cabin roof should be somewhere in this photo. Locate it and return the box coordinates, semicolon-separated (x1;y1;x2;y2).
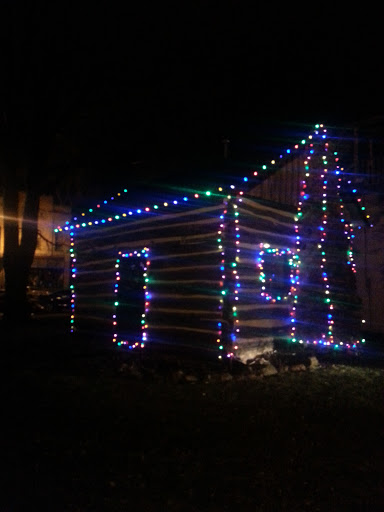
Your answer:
55;123;373;234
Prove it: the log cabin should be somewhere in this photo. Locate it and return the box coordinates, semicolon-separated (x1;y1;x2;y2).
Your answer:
57;124;376;361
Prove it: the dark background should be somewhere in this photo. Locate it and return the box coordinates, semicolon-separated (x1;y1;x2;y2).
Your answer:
1;2;383;202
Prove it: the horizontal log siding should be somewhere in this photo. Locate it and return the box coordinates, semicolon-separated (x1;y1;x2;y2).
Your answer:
73;203;224;350
235;196;295;358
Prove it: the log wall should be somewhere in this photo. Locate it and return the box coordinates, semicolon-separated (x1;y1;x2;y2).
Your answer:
234;196;295;361
72;202;224;352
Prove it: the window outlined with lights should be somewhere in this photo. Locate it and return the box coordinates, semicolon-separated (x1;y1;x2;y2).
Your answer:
112;248;150;348
256;243;295;304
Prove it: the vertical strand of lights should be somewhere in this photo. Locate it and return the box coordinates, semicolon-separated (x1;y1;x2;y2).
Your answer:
112;253;123;345
336;154;357;276
112;248;150;348
112;253;120;343
69;231;76;333
218;197;231;359
287;248;297;311
291;126;334;345
218;194;239;359
231;195;242;358
257;244;266;298
319;134;335;345
345;219;357;272
142;247;150;347
337;160;350;347
217;203;225;355
290;134;311;342
292;125;366;349
112;252;123;345
337;157;363;348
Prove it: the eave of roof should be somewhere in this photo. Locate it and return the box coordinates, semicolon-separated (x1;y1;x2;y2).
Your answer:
55;123;373;233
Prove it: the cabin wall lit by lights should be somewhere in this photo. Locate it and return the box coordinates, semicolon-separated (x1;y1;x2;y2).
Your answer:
69;123;379;357
248;136;372;345
233;195;295;360
70;191;295;361
250;132;384;338
72;197;225;353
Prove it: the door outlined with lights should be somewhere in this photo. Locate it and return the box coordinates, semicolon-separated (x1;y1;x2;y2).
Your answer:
113;249;150;348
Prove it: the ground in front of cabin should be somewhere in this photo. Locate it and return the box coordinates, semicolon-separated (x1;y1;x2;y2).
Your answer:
0;319;383;511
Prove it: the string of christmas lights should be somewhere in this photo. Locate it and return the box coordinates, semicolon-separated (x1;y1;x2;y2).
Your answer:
217;194;243;359
257;244;294;303
217;204;225;356
69;231;76;333
55;125;372;235
63;123;373;353
291;125;367;349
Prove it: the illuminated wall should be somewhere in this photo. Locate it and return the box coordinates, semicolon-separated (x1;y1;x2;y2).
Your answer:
250;125;372;348
58;124;373;359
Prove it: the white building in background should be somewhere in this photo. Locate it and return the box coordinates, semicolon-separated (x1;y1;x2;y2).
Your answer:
0;193;71;291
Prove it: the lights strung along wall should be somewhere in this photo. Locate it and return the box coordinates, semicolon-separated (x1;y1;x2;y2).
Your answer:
218;193;243;359
291;125;368;349
217;194;225;355
232;195;242;357
56;124;372;238
69;231;76;333
60;123;373;357
61;190;228;351
55;190;221;234
67;193;226;353
233;195;296;360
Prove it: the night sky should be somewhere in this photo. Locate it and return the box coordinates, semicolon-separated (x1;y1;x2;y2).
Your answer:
1;2;383;202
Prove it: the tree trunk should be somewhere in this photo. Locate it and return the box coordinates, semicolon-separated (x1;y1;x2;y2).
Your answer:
2;169;40;325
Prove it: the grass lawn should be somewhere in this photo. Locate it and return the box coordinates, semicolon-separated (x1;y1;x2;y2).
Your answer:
0;323;383;511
